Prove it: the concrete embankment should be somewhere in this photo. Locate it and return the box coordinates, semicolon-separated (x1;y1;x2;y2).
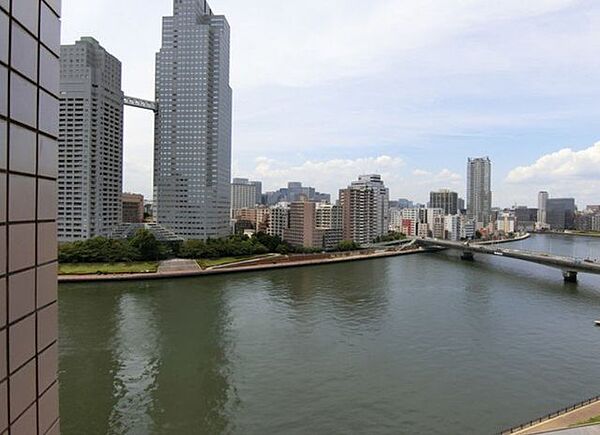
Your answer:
58;247;431;284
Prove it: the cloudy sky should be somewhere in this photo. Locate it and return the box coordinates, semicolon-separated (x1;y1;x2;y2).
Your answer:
62;0;600;207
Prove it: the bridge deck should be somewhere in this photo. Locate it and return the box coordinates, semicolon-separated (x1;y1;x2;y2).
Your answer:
416;238;600;275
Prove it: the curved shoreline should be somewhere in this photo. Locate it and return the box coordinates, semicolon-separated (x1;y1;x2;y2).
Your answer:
58;247;433;284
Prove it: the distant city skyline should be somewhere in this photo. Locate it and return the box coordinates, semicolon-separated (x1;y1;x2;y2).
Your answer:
61;0;600;207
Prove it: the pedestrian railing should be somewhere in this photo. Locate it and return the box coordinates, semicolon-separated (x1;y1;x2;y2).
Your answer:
499;395;600;434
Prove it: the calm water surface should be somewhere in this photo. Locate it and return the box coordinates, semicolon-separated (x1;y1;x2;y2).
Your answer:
59;234;600;434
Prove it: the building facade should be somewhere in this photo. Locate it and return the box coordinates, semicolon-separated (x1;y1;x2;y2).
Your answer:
430;189;458;216
58;37;124;241
122;193;144;223
547;198;576;230
268;203;289;239
1;0;61;432
339;185;377;245
154;0;232;239
350;174;389;237
467;157;492;225
231;178;259;211
283;200;323;249
537;191;549;226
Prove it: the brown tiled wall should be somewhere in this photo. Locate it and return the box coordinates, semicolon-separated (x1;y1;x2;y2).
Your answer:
0;0;61;433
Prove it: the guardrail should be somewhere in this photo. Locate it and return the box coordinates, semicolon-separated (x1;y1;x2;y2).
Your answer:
499;395;600;434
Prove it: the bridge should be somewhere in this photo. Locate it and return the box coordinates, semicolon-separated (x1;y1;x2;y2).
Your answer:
123;96;157;112
415;238;600;283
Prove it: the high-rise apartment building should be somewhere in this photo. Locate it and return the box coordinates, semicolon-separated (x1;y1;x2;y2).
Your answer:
339;184;378;246
1;0;61;432
537;191;548;225
231;178;259;211
467;157;492;225
283;200;323;249
58;37;124;241
268;202;289;239
350;174;389;237
154;0;232;240
430;189;458;216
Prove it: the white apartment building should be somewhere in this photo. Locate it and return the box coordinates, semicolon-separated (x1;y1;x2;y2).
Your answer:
445;215;461;241
268;203;290;239
58;38;124;241
350;174;390;237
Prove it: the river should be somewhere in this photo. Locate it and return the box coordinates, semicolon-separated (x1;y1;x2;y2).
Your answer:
58;234;600;434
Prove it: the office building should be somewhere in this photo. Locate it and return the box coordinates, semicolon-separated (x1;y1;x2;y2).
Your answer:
250;180;262;205
547;198;576;230
154;0;232;239
430;190;458;216
122;193;145;223
58;37;124;241
1;0;61;432
537;191;549;226
427;208;445;238
264;182;331;205
231;178;260;211
233;207;270;234
514;206;537;232
497;212;516;234
467;157;492;225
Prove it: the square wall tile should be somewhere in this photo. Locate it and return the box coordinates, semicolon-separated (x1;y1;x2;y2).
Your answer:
39;91;59;137
0;66;6;117
10;22;38;81
38;382;58;434
0;278;5;328
39;47;59;97
37;222;57;264
38;135;58;178
37;303;57;352
0;329;5;379
8;269;35;323
9;359;35;422
37;262;57;308
46;419;61;435
10;402;36;435
8;123;36;175
38;178;56;220
38;343;57;394
0;173;5;224
0;228;5;275
44;0;61;16
0;11;8;64
0;119;6;170
8;314;35;373
40;3;60;55
0;381;7;432
12;0;38;36
9;73;37;129
8;175;36;222
8;224;35;272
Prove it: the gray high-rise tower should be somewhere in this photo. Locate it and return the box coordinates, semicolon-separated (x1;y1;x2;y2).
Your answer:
466;157;492;225
58;37;124;241
154;0;232;239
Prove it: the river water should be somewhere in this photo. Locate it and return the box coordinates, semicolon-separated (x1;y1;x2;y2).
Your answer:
58;234;600;434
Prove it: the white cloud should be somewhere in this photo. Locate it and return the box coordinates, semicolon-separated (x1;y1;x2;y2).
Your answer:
504;142;600;206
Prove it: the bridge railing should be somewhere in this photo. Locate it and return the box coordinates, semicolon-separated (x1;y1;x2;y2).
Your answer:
498;395;600;434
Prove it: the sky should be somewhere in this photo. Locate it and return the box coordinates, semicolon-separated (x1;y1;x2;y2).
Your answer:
61;0;600;208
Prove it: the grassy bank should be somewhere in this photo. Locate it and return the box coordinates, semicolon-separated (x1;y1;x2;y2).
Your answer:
59;262;159;275
572;415;600;427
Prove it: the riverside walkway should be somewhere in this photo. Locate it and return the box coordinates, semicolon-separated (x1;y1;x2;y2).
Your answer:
416;237;600;282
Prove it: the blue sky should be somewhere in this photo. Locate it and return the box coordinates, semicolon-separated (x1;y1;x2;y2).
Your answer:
62;0;600;207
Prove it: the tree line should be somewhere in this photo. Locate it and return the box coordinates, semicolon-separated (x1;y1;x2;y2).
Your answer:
58;230;362;263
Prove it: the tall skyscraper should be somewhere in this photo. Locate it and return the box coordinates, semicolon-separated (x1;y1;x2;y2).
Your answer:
58;37;124;241
1;0;61;432
430;189;459;215
154;0;232;240
466;157;492;225
537;191;548;225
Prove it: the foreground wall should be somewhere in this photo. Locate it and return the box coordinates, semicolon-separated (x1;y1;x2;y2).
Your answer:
0;0;61;432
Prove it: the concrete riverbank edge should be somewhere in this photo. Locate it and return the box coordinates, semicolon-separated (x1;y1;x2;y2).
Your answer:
58;247;433;283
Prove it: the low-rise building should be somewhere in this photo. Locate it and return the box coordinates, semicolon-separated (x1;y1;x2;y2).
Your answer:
122;193;145;223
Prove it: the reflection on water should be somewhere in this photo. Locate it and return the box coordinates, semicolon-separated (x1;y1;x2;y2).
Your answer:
59;235;600;435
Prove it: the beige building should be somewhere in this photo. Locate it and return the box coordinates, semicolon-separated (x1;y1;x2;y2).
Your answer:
233;207;270;233
122;193;145;223
1;0;61;432
339;186;377;245
283;201;324;249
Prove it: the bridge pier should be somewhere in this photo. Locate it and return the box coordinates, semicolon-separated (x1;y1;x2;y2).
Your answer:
461;251;474;261
562;271;578;283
